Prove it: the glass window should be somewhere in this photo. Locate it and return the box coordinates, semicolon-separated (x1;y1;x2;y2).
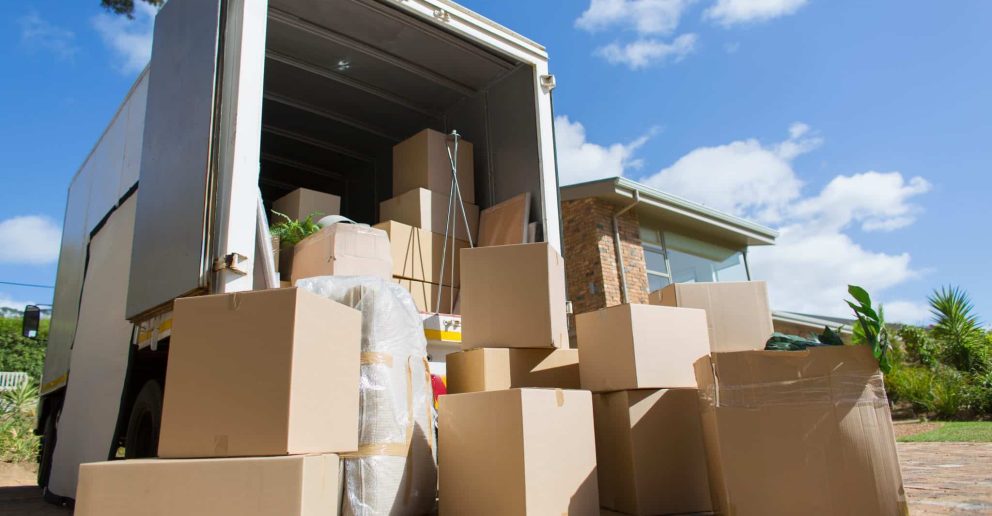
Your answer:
714;252;749;282
648;273;671;292
643;247;667;274
639;225;750;287
639;226;662;245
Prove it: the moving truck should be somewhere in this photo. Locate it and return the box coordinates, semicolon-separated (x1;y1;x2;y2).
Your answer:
36;0;562;501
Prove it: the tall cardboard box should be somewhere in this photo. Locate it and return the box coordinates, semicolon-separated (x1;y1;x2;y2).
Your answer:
291;222;392;283
438;389;599;515
158;288;361;458
461;243;568;349
446;348;580;394
694;346;907;515
75;454;340;516
375;220;467;287
380;188;479;242
394;277;458;314
272;187;341;222
650;281;773;352
593;389;712;515
393;128;475;202
577;304;709;391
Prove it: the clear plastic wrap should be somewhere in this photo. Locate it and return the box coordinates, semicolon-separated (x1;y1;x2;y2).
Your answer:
297;276;437;515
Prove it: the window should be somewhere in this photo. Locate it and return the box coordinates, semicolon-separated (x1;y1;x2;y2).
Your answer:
639;226;749;292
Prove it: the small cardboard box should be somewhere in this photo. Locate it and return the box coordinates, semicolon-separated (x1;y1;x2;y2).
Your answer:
393;128;474;202
694;346;907;516
593;389;712;515
461;243;568;349
272;187;341;222
577;304;709;392
438;389;599;515
650;281;773;352
291;223;392;283
375;220;467;287
393;277;458;314
158;288;360;458
446;348;580;394
379;188;479;242
75;454;340;516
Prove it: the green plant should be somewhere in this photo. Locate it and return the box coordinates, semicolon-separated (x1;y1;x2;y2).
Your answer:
269;211;322;247
846;285;893;373
931;366;970;419
928;286;990;374
0;317;48;382
898;325;941;368
885;365;934;413
0;382;40;463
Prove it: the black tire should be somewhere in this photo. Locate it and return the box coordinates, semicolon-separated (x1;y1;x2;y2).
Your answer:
37;405;59;488
124;381;163;459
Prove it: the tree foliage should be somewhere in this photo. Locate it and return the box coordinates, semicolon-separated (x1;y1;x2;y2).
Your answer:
0;317;49;383
929;286;989;374
100;0;165;19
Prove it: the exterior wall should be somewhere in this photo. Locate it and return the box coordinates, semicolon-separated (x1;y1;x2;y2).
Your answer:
562;198;649;322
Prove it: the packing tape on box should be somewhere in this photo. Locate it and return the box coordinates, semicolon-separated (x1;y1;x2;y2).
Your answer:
341;442;411;458
700;373;888;409
361;352;393;367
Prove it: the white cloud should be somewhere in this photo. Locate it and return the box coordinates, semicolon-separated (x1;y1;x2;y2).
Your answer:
0;216;62;265
790;172;932;233
597;33;698;70
884;301;931;326
0;295;39;312
704;0;809;26
555;116;653;186
92;2;158;74
576;0;696;35
19;11;78;60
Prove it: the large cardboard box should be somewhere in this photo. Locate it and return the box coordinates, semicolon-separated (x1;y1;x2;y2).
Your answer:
694;346;907;516
461;243;568;349
393;128;474;202
593;389;712;515
446;348;580;394
438;389;599;515
375;220;467;287
75;454;340;516
272;187;341;222
650;281;773;352
291;222;392;282
394;277;458;314
158;288;361;458
577;304;709;391
380;187;479;242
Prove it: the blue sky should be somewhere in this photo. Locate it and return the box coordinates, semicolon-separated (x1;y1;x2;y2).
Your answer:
1;0;990;324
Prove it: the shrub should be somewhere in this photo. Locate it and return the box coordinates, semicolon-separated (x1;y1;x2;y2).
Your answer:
931;367;970;419
885;365;934;414
0;317;48;383
898;326;941;368
929;286;989;374
0;382;40;463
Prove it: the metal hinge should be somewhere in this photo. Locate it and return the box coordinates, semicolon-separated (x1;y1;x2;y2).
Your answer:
540;74;557;92
213;253;249;275
433;8;451;22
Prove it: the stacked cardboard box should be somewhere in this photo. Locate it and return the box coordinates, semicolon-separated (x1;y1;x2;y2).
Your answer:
270;187;341;281
378;129;480;313
439;243;599;514
577;303;714;515
75;288;362;515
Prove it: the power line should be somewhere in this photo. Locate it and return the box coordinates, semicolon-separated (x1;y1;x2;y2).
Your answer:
0;280;55;289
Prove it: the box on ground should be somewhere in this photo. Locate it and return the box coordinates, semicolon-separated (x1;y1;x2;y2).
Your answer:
650;281;773;352
393;128;474;202
694;346;907;516
158;288;360;458
439;389;599;515
394;277;458;314
380;187;479;242
577;304;709;392
375;220;467;287
291;222;392;283
461;243;567;349
75;454;340;516
446;348;580;394
272;187;341;222
593;389;712;515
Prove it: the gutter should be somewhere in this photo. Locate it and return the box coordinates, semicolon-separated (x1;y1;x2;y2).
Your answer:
613;190;641;304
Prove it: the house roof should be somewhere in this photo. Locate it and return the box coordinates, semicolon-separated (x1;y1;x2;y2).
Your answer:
773;310;855;334
561;177;778;248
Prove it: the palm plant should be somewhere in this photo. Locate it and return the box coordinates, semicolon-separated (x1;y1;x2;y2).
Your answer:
929;286;989;373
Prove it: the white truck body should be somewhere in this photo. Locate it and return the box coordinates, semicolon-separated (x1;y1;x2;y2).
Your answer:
40;0;562;500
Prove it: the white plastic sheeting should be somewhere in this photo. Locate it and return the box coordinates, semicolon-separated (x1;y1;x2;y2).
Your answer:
297;276;437;515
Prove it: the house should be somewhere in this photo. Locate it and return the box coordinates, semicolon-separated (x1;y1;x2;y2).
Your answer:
560;176;853;343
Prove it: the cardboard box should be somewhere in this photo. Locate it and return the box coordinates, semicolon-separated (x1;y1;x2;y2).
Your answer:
380;188;479;242
650;281;773;352
272;187;341;222
461;243;568;349
375;220;467;287
577;304;709;392
394;277;458;314
393;128;474;202
158;288;360;458
438;389;599;515
694;346;907;516
75;454;340;516
291;222;392;283
593;389;712;515
446;348;580;394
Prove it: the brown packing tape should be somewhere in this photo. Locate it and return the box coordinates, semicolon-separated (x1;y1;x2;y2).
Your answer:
700;372;889;409
555;389;564;407
340;442;410;458
361;352;393;367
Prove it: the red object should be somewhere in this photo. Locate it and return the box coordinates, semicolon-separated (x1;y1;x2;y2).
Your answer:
430;374;447;403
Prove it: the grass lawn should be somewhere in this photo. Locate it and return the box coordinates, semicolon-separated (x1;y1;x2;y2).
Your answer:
898;421;992;442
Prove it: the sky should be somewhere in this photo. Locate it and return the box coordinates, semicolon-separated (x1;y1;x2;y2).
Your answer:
1;0;990;325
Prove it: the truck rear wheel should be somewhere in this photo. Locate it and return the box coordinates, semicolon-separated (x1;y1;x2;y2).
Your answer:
124;380;163;459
